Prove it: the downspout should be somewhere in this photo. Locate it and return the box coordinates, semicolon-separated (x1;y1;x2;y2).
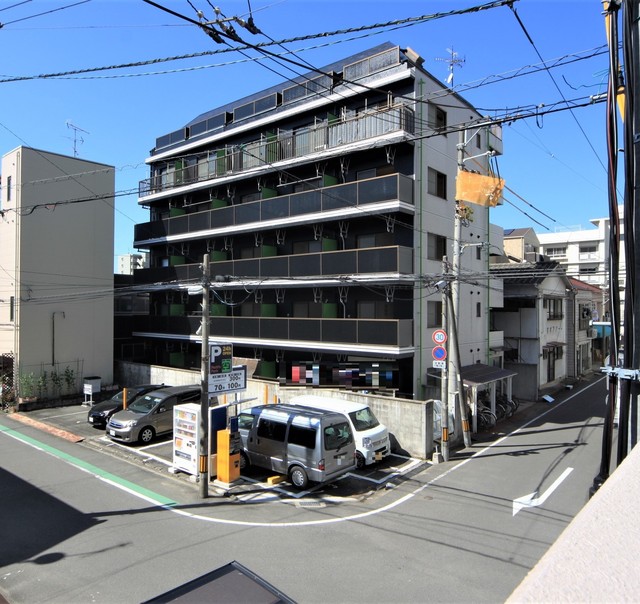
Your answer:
416;77;425;398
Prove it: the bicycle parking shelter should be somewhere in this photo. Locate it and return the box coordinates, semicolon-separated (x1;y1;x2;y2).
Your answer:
461;364;517;433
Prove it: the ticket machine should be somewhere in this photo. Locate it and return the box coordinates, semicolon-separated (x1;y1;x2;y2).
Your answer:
217;416;241;484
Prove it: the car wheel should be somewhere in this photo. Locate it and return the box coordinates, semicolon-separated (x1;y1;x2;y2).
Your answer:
139;426;155;444
239;451;250;471
289;465;308;489
356;451;365;470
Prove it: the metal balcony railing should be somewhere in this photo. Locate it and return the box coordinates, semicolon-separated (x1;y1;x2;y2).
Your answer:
134;173;414;245
134;315;413;348
139;103;415;198
132;245;414;285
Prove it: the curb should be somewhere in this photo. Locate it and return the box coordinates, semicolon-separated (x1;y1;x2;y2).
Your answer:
7;412;84;443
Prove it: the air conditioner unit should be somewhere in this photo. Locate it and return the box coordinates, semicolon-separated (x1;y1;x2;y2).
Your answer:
588;328;598;339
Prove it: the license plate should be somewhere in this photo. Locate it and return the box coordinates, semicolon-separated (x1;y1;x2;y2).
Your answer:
89;417;94;423
375;452;382;461
109;430;116;436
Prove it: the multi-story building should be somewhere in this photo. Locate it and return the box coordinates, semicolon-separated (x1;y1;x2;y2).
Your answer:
0;146;115;397
117;253;149;275
537;209;621;320
131;43;503;400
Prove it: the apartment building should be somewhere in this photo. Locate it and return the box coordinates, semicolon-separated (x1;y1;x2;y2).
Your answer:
131;43;503;400
537;209;620;319
0;146;115;396
117;252;149;275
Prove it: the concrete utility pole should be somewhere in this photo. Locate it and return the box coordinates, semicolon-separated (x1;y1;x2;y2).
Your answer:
451;132;472;448
440;257;450;462
199;253;211;498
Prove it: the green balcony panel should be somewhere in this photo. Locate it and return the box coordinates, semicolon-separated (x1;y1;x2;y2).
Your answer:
169;303;185;316
169;255;185;266
322;238;338;252
261;245;277;257
322;303;338;318
210;304;228;317
261;304;277;317
170;207;186;217
210;198;227;209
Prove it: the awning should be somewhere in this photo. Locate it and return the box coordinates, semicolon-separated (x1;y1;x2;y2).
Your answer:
544;341;566;348
461;363;517;387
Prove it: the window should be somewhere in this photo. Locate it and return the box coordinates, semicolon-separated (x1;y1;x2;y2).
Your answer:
427;301;443;328
9;296;14;322
6;175;11;202
476;302;482;318
237;413;254;430
427;233;447;260
428;168;447;199
545;297;563;320
475;132;482;148
546;247;567;258
257;418;287;442
476;246;482;261
428;104;447;133
324;421;352;450
289;425;316;448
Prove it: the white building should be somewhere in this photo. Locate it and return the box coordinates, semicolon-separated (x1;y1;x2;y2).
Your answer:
117;253;149;275
0;146;115;398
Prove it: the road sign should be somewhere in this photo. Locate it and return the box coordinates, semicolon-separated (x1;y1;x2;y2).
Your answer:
210;343;233;375
208;365;247;394
432;345;447;361
432;360;446;369
432;329;448;345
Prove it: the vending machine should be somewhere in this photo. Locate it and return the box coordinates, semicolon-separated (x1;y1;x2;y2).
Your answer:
173;403;201;476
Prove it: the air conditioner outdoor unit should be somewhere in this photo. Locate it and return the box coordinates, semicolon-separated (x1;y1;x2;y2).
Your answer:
588;328;598;339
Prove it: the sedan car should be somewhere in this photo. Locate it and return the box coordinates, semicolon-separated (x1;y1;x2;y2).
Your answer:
87;384;168;428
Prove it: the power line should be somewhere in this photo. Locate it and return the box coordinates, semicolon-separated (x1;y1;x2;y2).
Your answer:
0;0;90;28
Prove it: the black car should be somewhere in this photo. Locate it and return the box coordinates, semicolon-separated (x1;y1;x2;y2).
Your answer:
87;384;168;428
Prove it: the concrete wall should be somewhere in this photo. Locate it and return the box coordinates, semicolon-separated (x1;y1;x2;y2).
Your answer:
116;361;434;459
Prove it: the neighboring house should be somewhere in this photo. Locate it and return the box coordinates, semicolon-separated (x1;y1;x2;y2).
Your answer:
490;259;573;401
503;227;542;263
130;42;504;400
0;146;115;398
568;277;605;372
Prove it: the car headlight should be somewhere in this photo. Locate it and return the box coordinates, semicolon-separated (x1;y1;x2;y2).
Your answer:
362;437;372;448
122;419;138;428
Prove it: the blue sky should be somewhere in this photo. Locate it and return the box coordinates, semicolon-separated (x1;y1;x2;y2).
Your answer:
0;0;613;266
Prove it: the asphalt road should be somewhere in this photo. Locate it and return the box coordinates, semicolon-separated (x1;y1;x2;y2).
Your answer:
0;374;609;603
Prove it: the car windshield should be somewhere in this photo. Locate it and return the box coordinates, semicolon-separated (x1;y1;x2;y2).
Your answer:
348;408;380;431
127;395;162;414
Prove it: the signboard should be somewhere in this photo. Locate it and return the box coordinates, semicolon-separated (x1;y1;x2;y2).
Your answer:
432;346;447;361
210;343;233;375
432;360;446;369
432;329;448;345
208;365;247;394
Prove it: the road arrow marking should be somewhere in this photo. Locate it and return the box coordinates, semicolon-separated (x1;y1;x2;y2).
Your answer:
512;467;574;516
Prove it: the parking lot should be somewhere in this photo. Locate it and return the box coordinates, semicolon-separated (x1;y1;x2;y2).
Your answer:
20;401;428;503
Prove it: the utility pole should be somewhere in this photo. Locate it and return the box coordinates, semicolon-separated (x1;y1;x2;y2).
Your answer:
440;257;450;462
199;253;211;498
451;132;472;448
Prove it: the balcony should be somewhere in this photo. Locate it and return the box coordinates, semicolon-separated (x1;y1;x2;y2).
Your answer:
133;315;413;349
139;103;415;199
134;174;414;245
133;245;415;285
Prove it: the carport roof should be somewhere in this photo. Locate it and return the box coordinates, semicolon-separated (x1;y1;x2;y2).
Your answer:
461;363;517;387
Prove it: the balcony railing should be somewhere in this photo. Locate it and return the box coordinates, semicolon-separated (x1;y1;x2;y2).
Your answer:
139;103;415;198
133;245;414;285
134;173;414;245
134;315;413;348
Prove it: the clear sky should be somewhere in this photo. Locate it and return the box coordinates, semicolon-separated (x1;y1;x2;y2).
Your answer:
0;0;613;267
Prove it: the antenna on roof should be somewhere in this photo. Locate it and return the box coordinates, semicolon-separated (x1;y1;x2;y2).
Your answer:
434;47;465;87
65;120;90;157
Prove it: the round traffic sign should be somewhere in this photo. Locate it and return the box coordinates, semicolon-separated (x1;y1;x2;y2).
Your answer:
432;345;447;361
432;329;448;345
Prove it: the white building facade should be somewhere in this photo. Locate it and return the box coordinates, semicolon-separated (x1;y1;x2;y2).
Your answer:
0;146;115;398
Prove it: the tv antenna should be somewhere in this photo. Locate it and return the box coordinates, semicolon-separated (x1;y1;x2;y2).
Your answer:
65;120;90;157
435;47;465;87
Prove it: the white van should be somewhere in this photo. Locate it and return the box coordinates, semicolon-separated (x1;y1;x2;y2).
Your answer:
290;395;391;469
237;404;356;489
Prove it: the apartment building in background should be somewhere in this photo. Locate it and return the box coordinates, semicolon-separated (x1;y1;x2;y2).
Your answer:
0;146;115;396
117;252;149;275
131;43;504;400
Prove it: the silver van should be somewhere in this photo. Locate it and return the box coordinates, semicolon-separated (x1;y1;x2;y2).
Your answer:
107;385;201;444
290;395;391;469
237;404;356;489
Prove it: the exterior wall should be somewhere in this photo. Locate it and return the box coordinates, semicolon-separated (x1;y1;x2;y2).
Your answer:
116;360;434;458
0;146;115;393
